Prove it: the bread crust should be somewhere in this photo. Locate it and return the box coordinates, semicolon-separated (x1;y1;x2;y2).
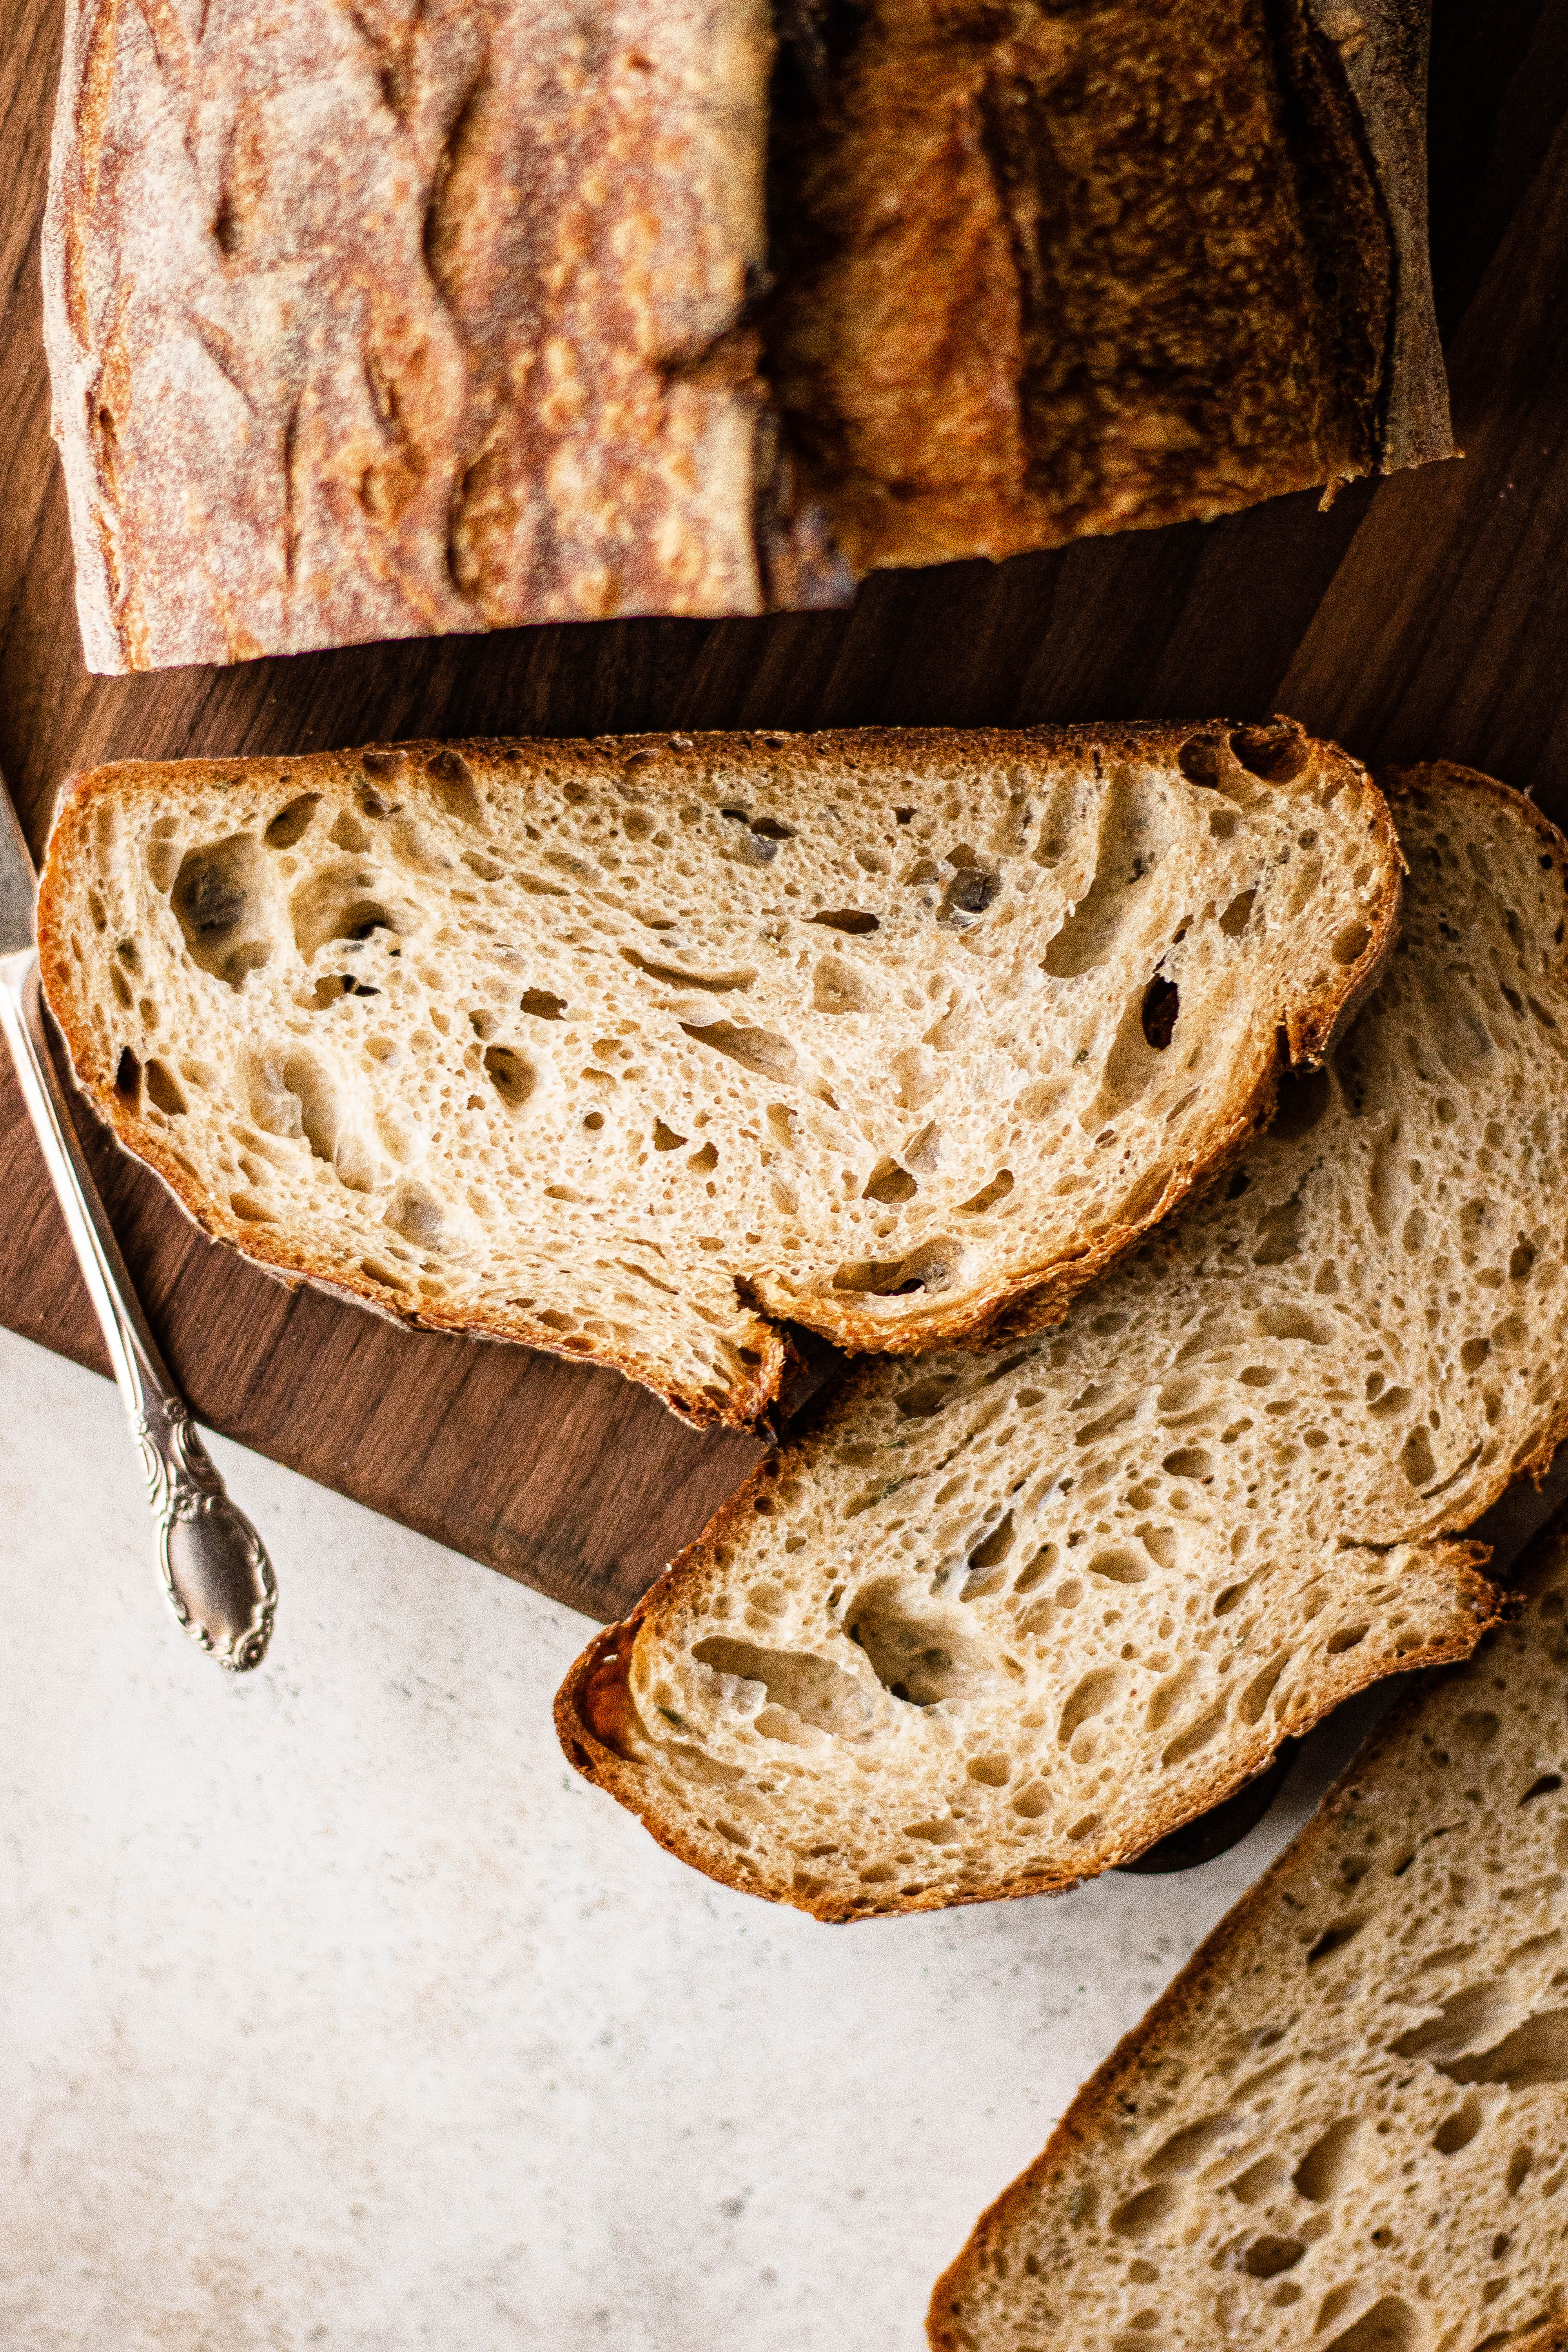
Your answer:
762;0;1452;586
38;719;1399;1428
42;0;774;674
556;760;1568;1916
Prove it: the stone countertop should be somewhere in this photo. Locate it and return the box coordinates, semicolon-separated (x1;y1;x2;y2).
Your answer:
0;1323;1379;2352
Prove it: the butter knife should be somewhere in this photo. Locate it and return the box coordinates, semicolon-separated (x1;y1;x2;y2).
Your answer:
0;769;275;1670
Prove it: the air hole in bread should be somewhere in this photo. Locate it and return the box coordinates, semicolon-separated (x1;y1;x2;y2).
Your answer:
680;1020;800;1082
845;1582;989;1706
958;1170;1014;1216
521;989;565;1019
1306;1916;1366;1964
893;1374;958;1418
623;948;756;993
290;863;406;960
1335;920;1372;966
483;1047;534;1111
940;868;1000;926
144;1059;187;1117
863;1158;917;1204
690;1636;870;1737
832;1233;955;1294
264;795;321;849
813;955;876;1014
1243;2235;1306;2278
1219;888;1256;936
1229;725;1310;784
1141;973;1180;1049
425;748;482;825
1108;2183;1176;2238
811;909;880;935
1176;735;1223;786
173;835;276;986
1318;2295;1416;2352
1431;2007;1568;2090
1399;1426;1437;1485
1431;2097;1484;2155
113;1046;141;1102
1161;1698;1227;1768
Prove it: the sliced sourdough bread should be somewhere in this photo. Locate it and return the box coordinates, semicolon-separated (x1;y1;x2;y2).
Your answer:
557;764;1568;1911
927;1510;1568;2352
37;722;1396;1428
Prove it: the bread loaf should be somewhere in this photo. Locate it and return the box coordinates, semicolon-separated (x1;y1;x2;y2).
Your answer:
44;0;1449;670
557;763;1568;1914
928;1509;1568;2352
37;720;1395;1427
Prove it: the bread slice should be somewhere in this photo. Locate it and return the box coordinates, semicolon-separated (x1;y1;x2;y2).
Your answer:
927;1508;1568;2352
557;764;1568;1911
43;0;773;671
762;0;1452;591
36;720;1396;1429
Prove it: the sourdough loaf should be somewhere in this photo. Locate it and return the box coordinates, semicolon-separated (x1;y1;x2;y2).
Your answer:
37;720;1394;1427
928;1510;1568;2352
43;0;1449;669
43;0;772;670
557;764;1568;1912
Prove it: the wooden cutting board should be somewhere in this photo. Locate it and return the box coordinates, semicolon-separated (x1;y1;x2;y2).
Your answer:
4;0;1568;1631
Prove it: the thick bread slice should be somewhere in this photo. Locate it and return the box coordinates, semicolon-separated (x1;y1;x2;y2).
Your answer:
43;0;772;672
763;0;1452;591
37;721;1396;1428
927;1512;1568;2352
557;765;1567;1910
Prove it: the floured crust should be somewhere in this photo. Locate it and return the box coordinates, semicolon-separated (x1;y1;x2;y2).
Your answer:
555;764;1568;1917
38;720;1398;1428
927;1511;1568;2350
42;0;774;673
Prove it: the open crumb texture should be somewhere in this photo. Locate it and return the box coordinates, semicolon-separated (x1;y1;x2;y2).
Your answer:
37;720;1396;1428
928;1508;1568;2352
558;763;1568;1917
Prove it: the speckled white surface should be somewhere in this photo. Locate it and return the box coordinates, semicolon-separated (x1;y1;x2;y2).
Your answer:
0;1323;1387;2352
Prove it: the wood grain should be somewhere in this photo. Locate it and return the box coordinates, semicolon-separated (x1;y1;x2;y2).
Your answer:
2;0;1566;1629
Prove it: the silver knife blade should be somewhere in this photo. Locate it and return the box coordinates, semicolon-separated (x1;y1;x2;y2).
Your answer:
0;767;37;955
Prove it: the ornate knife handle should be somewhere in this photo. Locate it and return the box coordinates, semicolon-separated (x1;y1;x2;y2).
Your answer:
0;947;276;1670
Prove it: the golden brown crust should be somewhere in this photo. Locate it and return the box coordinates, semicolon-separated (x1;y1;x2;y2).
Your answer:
38;719;1397;1428
763;0;1451;586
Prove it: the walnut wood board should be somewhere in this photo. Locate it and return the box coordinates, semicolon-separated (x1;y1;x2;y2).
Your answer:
3;1;1568;1631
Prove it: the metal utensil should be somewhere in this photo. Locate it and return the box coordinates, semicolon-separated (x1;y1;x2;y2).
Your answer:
0;773;276;1669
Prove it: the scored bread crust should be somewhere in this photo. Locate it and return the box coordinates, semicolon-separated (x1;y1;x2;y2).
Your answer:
37;720;1399;1429
556;764;1568;1913
926;1510;1568;2352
